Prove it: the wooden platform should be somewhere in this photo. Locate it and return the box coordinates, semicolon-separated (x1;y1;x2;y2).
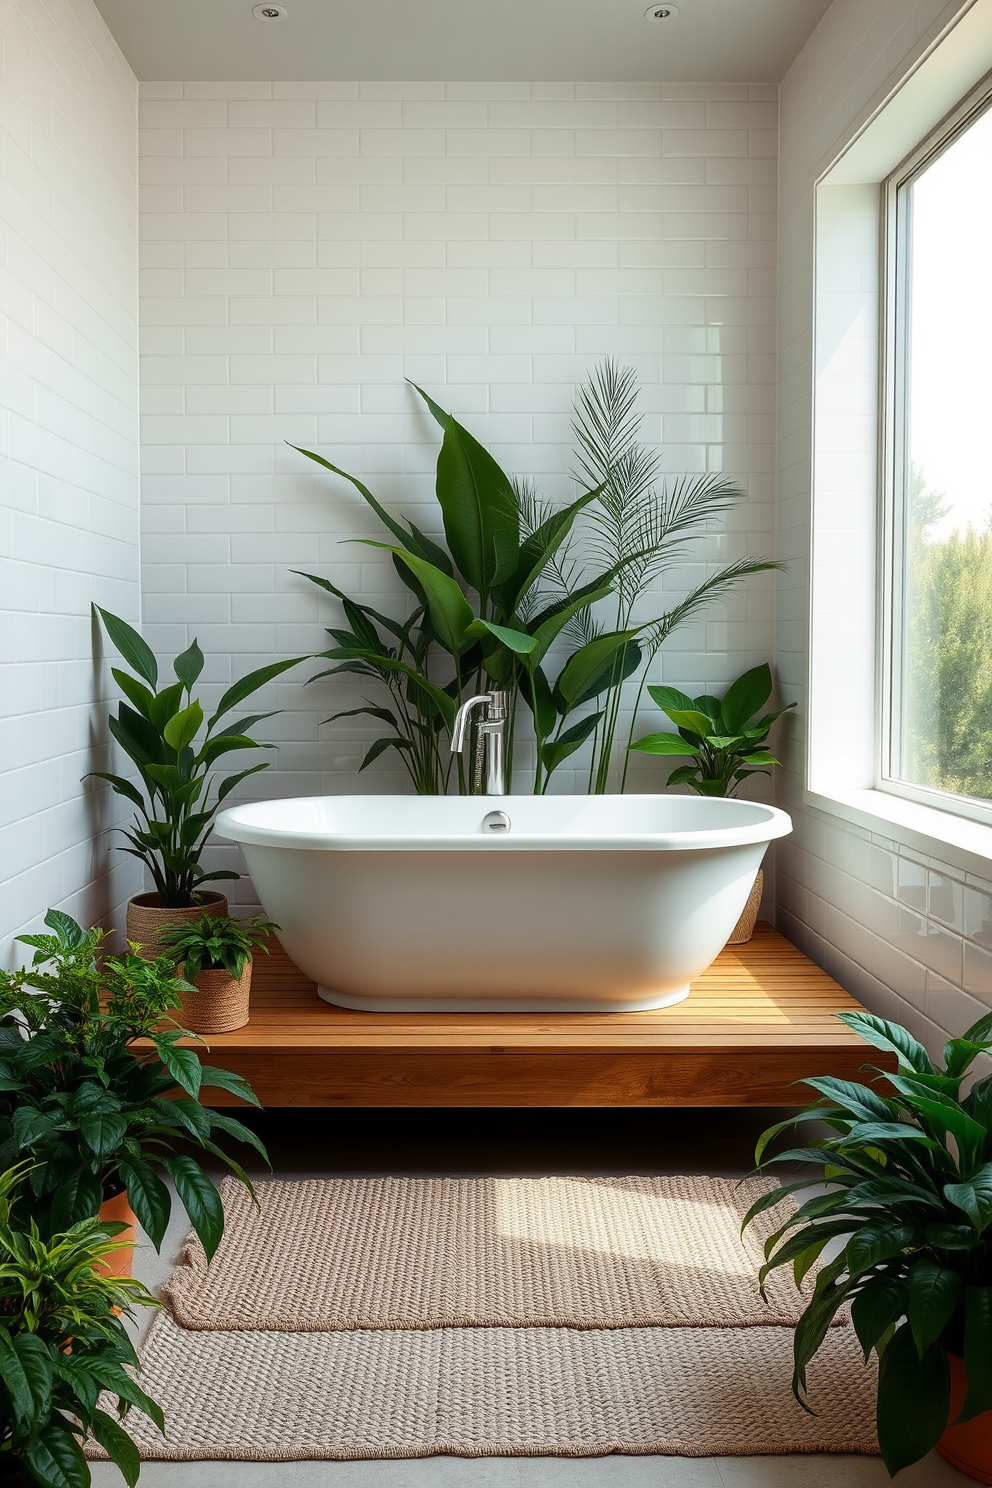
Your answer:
181;924;888;1108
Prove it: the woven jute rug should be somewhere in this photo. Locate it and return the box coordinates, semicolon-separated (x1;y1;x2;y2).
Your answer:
91;1313;878;1462
163;1174;834;1332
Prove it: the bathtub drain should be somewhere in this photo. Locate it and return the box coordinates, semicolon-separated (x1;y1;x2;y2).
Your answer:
482;810;511;833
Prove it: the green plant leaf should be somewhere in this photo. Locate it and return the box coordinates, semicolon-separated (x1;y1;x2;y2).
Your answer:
23;1420;90;1488
163;1155;224;1261
110;668;155;719
209;657;304;727
360;736;412;770
717;662;772;733
90;1409;141;1488
467;617;537;655
152;1039;202;1099
838;1011;935;1074
553;630;640;714
661;707;714;739
118;1158;172;1250
198;1064;262;1107
541;712;605;776
0;1331;52;1428
288;446;452;570
961;1285;992;1420
78;1112;128;1159
498;486;602;614
629;731;699;756
850;1275;909;1359
845;1220;917;1273
876;1323;950;1476
411;385;520;593
945;1167;992;1234
96;606;159;688
647;684;696;713
363;545;475;655
908;1261;963;1355
47;1168;103;1230
163;700;204;753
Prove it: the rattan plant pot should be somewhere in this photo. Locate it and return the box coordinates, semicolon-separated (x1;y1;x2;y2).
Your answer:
176;961;252;1034
126;891;228;961
727;868;763;946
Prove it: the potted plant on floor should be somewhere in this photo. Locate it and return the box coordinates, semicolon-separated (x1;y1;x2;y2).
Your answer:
0;1163;163;1488
160;913;278;1034
743;1007;992;1480
90;606;303;957
0;910;269;1271
628;662;795;941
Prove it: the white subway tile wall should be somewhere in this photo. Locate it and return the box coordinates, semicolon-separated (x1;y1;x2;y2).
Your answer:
777;0;992;1049
0;0;140;956
137;81;779;904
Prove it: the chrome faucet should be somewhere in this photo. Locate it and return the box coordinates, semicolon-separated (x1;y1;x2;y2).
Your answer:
450;690;511;795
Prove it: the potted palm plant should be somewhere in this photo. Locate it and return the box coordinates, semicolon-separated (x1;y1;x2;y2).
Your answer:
744;1008;992;1480
0;910;268;1272
160;913;277;1034
90;606;302;955
0;1163;162;1488
629;662;795;941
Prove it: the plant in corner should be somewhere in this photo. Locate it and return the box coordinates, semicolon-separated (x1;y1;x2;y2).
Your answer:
0;1163;163;1488
160;913;278;1035
0;910;268;1266
743;1008;992;1479
89;606;303;954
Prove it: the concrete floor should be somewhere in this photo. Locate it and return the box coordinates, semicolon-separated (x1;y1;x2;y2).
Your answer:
90;1108;967;1488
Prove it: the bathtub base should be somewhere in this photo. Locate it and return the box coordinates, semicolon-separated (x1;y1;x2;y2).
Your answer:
316;984;691;1014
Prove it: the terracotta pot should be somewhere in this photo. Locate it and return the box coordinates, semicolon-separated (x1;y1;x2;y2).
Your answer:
727;868;763;945
176;960;252;1034
97;1190;137;1279
938;1354;992;1483
126;890;228;961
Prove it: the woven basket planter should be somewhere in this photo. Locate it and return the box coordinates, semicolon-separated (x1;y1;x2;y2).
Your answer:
176;961;253;1034
727;868;763;946
126;891;228;961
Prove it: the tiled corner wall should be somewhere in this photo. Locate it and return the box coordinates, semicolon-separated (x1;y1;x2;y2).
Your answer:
0;0;139;955
136;80;780;899
775;0;992;1048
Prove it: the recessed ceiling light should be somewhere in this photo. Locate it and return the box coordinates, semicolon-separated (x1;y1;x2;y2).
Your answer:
644;3;679;18
252;4;287;19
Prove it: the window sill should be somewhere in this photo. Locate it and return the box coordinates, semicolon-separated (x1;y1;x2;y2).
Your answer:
805;785;992;881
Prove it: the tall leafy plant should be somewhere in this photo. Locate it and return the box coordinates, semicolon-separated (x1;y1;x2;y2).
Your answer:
0;911;267;1261
744;1009;992;1476
292;367;775;794
90;608;303;907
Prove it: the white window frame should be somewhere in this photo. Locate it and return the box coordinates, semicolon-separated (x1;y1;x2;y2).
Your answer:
805;0;992;879
878;78;992;831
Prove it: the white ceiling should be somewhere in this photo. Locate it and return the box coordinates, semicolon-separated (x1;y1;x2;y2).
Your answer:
94;0;832;84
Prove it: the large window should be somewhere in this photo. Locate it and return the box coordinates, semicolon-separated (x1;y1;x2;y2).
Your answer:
884;94;992;817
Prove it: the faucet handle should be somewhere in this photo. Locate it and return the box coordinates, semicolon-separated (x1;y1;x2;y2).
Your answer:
450;693;492;754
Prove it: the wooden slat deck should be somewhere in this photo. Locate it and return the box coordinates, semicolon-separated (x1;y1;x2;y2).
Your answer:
176;923;888;1108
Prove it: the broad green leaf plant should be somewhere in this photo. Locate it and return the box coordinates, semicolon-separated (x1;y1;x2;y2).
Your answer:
0;1164;162;1488
160;912;277;981
0;910;268;1262
292;363;776;794
629;663;795;796
743;1009;992;1476
90;607;304;907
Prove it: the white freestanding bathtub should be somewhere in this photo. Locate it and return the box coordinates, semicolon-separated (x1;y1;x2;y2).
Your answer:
216;795;791;1012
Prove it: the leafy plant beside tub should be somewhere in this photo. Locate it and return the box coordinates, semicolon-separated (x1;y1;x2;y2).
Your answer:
744;1009;992;1478
0;1164;162;1488
161;913;278;1035
293;362;777;794
628;663;796;796
0;910;267;1263
90;606;303;951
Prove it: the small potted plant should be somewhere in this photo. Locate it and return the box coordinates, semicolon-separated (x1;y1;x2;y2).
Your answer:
0;1163;163;1488
161;913;278;1034
0;910;269;1271
90;606;303;956
628;662;795;941
744;1008;992;1480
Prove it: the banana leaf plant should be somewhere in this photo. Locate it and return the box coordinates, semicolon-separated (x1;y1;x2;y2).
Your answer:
0;1164;163;1488
629;663;795;796
292;367;776;794
743;1009;992;1476
89;607;304;906
0;911;267;1262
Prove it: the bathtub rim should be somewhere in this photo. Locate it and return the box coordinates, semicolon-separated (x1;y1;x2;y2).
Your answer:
215;795;793;853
